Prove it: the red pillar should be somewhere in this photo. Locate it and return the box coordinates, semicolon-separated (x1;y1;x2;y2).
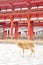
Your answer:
11;21;13;39
30;24;34;39
28;19;30;39
15;22;18;39
28;16;34;40
10;18;13;39
3;22;6;39
10;16;13;39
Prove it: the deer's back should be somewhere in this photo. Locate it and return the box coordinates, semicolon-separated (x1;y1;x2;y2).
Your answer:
18;42;34;49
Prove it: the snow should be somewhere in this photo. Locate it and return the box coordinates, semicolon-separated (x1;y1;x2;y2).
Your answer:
0;43;43;65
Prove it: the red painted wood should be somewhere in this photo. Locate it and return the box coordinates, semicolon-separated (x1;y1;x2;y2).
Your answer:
15;22;18;39
0;0;43;39
3;22;6;39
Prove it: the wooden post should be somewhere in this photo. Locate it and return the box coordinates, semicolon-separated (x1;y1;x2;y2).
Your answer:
27;15;30;39
3;22;6;39
30;22;34;39
10;16;13;39
11;20;13;39
27;15;34;40
15;22;18;39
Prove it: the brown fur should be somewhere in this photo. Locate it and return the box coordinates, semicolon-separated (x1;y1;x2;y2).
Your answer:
16;41;35;57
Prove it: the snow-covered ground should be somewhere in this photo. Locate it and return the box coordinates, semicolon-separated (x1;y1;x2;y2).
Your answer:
0;43;43;65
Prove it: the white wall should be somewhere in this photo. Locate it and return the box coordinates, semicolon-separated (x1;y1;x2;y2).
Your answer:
34;26;43;32
18;27;28;32
0;26;43;35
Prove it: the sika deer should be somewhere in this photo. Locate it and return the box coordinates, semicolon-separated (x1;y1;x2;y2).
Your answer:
16;40;35;57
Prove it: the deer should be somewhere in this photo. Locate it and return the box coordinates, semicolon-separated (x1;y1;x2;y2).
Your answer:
16;40;35;57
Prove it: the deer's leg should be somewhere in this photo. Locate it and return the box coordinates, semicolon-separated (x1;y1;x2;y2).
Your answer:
22;49;24;57
29;48;35;57
33;49;35;57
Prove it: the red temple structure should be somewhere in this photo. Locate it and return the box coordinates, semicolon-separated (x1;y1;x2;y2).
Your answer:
0;0;43;40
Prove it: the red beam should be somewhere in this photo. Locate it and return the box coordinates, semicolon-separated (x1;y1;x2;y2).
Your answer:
0;0;29;9
31;1;43;6
0;21;43;27
0;10;43;18
0;0;43;10
33;22;43;26
0;0;43;9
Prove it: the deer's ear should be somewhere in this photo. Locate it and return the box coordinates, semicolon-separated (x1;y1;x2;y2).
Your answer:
16;41;17;42
15;40;18;44
15;40;17;43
